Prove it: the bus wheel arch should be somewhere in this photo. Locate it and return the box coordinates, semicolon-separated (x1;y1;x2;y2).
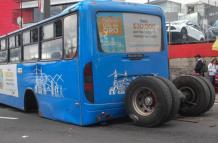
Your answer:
24;89;39;113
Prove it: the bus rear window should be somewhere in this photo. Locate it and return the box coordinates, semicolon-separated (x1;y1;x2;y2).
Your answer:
97;12;162;53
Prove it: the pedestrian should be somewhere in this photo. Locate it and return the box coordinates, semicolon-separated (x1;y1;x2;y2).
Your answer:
194;54;204;76
208;58;217;86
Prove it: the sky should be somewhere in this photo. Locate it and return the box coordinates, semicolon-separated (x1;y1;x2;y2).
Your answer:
125;0;218;5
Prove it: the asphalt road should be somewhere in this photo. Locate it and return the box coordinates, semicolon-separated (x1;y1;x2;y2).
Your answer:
0;103;218;143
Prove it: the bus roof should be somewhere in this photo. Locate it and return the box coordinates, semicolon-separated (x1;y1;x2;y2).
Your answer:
1;0;163;37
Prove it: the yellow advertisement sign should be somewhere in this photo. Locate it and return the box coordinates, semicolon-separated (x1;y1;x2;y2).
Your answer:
98;16;123;36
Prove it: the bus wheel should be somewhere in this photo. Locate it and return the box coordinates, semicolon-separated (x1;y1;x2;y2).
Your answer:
156;76;180;122
198;77;216;112
125;76;172;127
173;76;210;116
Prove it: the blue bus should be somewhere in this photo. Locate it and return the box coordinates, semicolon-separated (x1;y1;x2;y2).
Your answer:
0;0;214;127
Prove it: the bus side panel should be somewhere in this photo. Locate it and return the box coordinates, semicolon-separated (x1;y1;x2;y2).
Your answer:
32;61;82;125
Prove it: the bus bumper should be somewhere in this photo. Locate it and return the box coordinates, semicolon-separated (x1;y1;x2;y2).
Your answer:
82;102;126;126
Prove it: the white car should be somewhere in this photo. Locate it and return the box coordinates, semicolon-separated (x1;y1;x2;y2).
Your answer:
166;20;205;42
205;20;218;41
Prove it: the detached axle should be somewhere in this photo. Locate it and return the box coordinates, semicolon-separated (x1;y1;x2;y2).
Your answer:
173;76;215;116
125;75;215;127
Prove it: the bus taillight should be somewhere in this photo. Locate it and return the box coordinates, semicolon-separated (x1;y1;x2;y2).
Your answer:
84;62;94;103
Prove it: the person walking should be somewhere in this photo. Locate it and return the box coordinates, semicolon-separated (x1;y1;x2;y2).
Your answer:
194;54;204;76
208;58;217;86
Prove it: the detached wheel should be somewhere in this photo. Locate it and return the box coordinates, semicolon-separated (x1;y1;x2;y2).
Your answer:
198;77;216;112
125;76;172;127
173;75;210;116
156;76;180;121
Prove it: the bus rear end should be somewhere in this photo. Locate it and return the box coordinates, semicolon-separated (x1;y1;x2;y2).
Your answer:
81;1;170;126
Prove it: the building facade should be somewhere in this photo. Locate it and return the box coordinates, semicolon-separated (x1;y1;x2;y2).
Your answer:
185;1;218;26
21;0;79;27
149;0;182;22
0;0;79;36
0;0;20;36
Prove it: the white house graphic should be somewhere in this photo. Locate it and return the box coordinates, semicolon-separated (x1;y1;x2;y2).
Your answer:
34;67;64;98
108;70;130;96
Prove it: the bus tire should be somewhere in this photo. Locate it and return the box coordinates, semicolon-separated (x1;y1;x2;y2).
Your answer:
125;76;172;127
198;76;216;112
156;76;180;122
173;75;210;116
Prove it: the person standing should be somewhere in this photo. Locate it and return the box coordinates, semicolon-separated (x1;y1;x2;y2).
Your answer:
194;54;204;76
208;58;217;86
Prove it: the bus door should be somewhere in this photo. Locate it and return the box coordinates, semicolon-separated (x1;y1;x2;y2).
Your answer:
92;12;169;104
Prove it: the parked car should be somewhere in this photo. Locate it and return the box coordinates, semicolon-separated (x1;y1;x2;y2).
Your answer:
205;20;218;41
166;20;205;43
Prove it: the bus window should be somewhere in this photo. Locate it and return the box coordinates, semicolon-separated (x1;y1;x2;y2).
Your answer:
0;51;7;62
10;48;21;62
16;34;21;47
55;20;62;37
0;38;7;62
10;34;21;62
9;36;15;48
41;21;62;60
31;28;39;43
23;28;39;61
23;31;30;45
0;39;6;50
24;44;38;61
43;23;54;40
97;12;162;53
42;39;62;60
64;14;77;59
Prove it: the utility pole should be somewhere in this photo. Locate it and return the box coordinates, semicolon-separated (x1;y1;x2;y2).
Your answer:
148;0;150;4
39;0;50;19
44;0;50;19
20;0;22;28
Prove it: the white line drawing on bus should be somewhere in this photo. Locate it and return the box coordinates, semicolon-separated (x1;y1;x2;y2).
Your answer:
34;67;64;98
108;70;159;96
108;70;130;96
